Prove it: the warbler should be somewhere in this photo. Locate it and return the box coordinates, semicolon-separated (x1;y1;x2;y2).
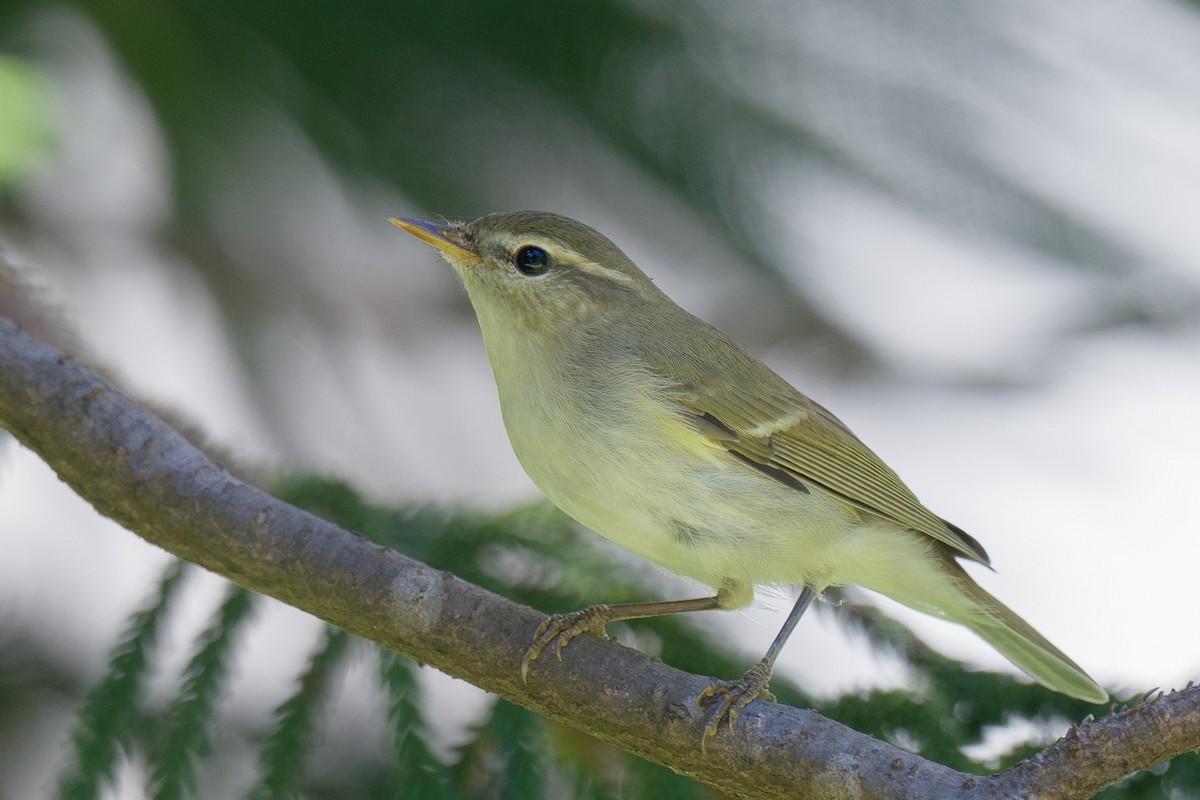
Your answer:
392;211;1107;738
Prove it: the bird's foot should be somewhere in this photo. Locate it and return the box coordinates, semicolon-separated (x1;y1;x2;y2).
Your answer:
696;660;775;749
521;605;614;681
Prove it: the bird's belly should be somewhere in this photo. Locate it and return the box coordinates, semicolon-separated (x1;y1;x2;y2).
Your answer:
503;396;857;590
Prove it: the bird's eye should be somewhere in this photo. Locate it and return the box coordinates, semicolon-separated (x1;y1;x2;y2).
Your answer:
514;245;550;275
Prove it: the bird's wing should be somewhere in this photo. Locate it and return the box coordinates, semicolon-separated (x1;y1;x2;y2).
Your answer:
640;336;989;566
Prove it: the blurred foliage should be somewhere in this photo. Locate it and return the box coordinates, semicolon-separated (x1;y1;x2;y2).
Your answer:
3;0;1193;376
149;582;257;800
57;560;188;800
245;625;350;800
380;649;453;800
0;0;856;361
42;477;1190;799
0;54;53;184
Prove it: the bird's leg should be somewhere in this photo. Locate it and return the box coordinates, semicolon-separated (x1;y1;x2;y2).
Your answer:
697;585;816;744
521;594;725;681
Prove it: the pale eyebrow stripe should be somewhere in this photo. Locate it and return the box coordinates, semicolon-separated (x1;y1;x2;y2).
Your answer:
491;232;639;288
575;259;637;286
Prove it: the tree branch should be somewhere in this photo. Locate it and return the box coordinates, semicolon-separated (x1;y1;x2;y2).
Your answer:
1000;686;1200;798
1;315;1196;799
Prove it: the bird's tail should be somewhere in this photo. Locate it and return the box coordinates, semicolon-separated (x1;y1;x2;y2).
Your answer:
942;557;1108;704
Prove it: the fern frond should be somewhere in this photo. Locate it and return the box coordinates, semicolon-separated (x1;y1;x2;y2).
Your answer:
148;584;257;800
490;700;545;800
451;699;546;800
243;625;350;800
815;593;1105;769
379;650;451;800
57;559;190;800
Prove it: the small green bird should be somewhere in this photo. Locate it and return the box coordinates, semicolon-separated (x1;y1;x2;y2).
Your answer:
392;211;1107;739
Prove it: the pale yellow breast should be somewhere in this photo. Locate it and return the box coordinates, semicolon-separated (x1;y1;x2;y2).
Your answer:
470;295;875;592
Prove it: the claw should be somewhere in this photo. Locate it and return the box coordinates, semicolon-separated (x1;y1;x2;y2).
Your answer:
521;605;612;682
695;661;774;749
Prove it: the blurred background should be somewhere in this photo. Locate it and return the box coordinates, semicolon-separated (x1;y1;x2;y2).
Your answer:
1;0;1198;797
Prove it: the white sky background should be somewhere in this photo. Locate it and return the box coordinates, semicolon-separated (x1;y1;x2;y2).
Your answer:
1;0;1199;793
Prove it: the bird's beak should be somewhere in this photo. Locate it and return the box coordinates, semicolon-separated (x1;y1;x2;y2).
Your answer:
389;217;476;260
